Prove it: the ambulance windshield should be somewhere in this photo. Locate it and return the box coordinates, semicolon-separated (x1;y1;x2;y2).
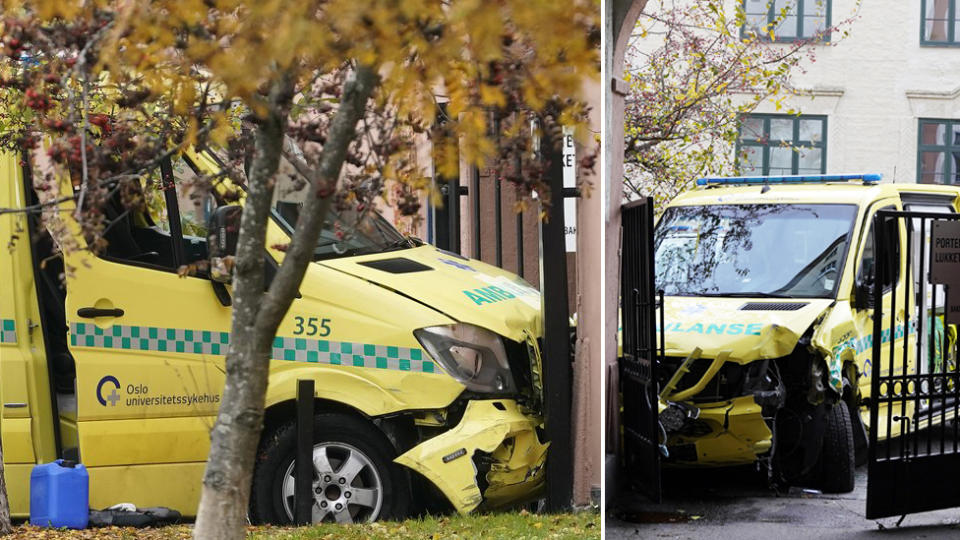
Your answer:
270;156;412;260
202;145;413;260
655;203;857;298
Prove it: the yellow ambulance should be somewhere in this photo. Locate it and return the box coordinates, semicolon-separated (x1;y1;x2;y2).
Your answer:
0;147;548;523
652;173;957;493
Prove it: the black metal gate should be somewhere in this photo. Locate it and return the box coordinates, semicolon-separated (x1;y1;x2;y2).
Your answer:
619;197;663;502
867;208;960;520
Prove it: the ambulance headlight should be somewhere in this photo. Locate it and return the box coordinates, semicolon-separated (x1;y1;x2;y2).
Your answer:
414;324;517;394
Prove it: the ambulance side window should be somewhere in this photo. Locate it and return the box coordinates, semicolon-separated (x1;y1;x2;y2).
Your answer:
100;177;177;269
100;156;212;273
857;206;900;291
169;156;213;268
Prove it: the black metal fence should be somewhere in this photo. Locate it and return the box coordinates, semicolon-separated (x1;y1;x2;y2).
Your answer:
618;197;664;503
867;209;960;520
431;132;577;510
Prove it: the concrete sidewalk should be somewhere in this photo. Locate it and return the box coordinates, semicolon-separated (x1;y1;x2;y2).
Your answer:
606;465;960;539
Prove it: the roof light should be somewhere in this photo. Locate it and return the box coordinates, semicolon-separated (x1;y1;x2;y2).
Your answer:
695;173;882;187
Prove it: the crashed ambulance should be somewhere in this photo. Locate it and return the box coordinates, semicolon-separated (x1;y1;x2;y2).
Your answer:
0;147;548;523
652;173;958;493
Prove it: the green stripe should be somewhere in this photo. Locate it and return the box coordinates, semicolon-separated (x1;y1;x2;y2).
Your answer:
0;318;15;344
70;322;436;374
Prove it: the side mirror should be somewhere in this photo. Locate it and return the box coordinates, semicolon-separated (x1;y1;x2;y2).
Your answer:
852;278;873;311
207;205;242;284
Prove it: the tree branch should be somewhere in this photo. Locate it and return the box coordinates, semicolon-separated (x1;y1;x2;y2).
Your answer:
256;64;379;339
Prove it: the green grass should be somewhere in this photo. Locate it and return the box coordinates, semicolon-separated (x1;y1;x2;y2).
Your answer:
9;510;600;539
251;511;599;539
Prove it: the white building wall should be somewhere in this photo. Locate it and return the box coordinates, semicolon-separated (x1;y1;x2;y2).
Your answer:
749;0;960;183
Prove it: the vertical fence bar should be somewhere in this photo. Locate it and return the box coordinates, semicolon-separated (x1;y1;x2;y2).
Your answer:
295;379;315;525
472;165;481;259
952;280;959;453
903;214;915;459
870;211;886;460
493;116;503;268
516;205;525;277
658;289;665;362
930;285;950;454
916;216;926;459
514;149;525;278
540;133;573;512
889;214;902;454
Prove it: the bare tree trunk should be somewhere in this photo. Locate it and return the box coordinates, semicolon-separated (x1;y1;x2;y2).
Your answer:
0;444;12;535
193;64;377;540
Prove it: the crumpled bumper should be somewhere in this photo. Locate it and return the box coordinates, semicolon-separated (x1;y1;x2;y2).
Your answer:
394;399;549;514
665;395;772;465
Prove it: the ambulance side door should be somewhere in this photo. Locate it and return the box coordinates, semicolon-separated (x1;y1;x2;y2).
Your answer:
64;156;228;473
851;200;912;436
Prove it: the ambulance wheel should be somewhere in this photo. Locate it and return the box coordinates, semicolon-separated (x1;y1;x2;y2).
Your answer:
250;413;411;524
819;402;855;493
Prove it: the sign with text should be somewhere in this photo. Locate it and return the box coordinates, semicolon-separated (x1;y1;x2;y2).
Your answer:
562;128;577;252
930;220;960;325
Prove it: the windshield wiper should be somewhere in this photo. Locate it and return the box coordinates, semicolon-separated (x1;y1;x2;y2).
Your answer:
380;237;416;252
697;292;796;298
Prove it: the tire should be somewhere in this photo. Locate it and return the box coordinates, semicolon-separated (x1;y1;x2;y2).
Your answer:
250;413;411;524
819;402;856;493
846;399;869;468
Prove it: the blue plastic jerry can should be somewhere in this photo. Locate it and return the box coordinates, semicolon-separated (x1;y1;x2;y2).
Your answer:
30;459;89;529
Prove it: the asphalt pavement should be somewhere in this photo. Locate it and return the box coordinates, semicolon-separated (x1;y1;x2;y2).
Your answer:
606;463;960;539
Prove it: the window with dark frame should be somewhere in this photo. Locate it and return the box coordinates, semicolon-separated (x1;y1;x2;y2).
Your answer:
98;155;213;272
743;0;831;42
737;114;827;176
917;119;960;184
922;0;960;45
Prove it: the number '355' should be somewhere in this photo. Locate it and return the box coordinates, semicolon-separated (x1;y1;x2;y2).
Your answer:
293;316;331;337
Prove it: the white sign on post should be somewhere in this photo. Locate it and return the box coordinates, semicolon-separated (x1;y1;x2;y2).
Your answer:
930;220;960;325
562;128;577;253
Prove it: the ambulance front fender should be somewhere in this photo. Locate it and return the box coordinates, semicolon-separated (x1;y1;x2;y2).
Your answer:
394;400;548;514
265;366;431;417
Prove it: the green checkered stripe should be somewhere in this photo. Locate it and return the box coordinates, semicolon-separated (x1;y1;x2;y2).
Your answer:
71;322;229;354
270;336;434;373
1;319;16;344
69;322;436;373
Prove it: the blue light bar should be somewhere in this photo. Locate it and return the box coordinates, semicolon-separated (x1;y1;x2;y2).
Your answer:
696;173;882;187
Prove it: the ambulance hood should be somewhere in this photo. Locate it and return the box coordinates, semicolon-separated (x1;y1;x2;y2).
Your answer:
319;245;542;343
661;296;834;363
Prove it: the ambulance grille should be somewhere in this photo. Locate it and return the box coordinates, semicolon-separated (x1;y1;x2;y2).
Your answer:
739;302;809;311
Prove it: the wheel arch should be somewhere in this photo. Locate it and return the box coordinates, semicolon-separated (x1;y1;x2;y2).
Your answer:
259;397;419;460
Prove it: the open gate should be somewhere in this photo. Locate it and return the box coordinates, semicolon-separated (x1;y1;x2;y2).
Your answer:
867;208;960;520
619;197;664;502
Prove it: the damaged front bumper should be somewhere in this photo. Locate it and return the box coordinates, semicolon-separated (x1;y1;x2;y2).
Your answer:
394;399;548;514
662;395;772;465
658;351;779;465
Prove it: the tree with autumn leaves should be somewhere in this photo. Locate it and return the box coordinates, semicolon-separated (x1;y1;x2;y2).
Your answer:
0;1;598;538
623;0;859;206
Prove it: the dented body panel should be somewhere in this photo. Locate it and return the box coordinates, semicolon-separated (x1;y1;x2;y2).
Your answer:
652;182;960;476
395;399;548;514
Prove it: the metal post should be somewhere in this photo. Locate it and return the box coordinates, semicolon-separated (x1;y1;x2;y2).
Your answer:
472;165;481;259
539;131;573;512
295;379;315;525
494;115;503;268
515;149;525;278
433;102;461;255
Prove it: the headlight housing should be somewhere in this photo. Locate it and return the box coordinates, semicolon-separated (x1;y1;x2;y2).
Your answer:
414;324;517;394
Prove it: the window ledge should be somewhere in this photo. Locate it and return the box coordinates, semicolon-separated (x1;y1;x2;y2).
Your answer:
795;86;845;97
906;86;960;100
